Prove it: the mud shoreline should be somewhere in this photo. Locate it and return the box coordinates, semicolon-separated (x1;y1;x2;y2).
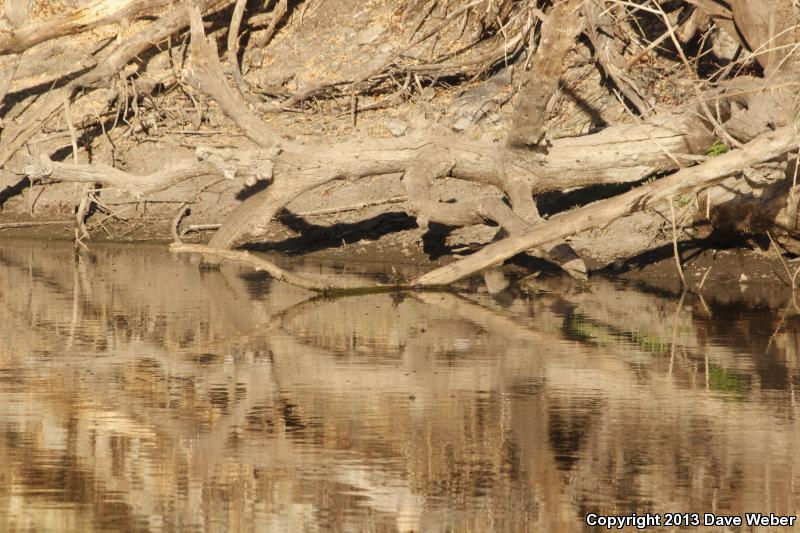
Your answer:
2;216;796;310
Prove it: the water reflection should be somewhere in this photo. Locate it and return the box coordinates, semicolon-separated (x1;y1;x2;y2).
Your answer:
1;239;799;531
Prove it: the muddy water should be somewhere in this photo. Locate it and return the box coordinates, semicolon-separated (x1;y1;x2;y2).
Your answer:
1;239;799;532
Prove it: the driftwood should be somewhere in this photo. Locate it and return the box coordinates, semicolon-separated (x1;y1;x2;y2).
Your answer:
170;243;386;291
414;125;800;286
507;0;584;147
2;0;800;291
170;126;800;289
0;0;178;55
23;155;219;197
193;113;712;252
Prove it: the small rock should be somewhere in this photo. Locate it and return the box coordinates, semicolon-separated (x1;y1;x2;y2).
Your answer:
739;273;749;282
356;25;385;45
711;26;739;61
451;116;473;132
386;119;409;137
420;87;436;101
249;49;263;65
407;112;431;130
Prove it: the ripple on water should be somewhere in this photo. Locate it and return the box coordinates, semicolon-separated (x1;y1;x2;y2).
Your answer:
1;239;800;531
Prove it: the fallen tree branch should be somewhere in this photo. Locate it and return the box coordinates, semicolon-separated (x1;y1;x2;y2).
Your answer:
0;0;230;170
184;4;281;148
507;0;584;147
0;220;71;230
0;0;178;55
202;111;712;250
22;155;220;197
412;123;800;286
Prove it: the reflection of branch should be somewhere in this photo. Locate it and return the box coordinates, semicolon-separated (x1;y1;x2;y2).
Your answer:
413;291;556;346
171;243;403;292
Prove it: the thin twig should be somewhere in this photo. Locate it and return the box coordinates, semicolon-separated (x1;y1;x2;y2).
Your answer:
670;198;686;287
0;220;72;230
698;265;712;291
767;231;797;288
171;202;189;243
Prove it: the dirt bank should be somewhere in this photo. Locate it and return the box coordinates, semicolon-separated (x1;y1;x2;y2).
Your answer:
2;0;800;292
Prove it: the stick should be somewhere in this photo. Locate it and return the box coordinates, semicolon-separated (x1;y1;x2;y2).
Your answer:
670;198;686;286
0;220;71;230
171;203;189;243
698;265;712;290
181;223;221;236
413;124;800;286
767;230;796;286
226;0;248;74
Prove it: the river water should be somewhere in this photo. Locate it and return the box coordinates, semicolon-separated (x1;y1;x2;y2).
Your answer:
0;239;798;532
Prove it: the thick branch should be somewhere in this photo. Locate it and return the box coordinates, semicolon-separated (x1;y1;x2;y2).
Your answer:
203;112;713;249
0;0;177;55
507;0;584;147
413;124;800;286
23;156;219;197
185;3;281;148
